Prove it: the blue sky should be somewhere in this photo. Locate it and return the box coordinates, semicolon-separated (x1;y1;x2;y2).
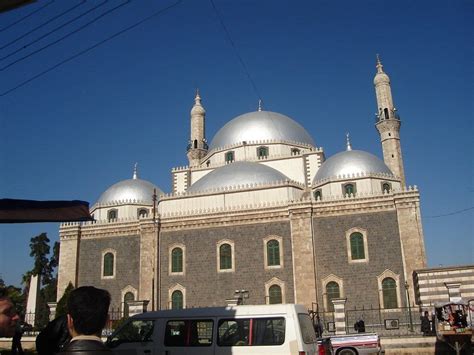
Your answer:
0;0;472;287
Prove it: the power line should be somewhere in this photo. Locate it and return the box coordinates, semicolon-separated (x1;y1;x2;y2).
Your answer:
0;0;127;70
0;0;86;51
425;206;474;218
0;0;54;33
0;0;182;97
209;0;262;102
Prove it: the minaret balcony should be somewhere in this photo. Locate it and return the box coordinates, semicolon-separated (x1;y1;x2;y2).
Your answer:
375;111;401;123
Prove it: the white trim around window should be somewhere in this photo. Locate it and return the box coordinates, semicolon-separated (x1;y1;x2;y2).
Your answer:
265;277;286;304
263;235;284;269
168;283;186;309
168;243;186;276
377;269;402;311
345;227;369;263
101;248;116;279
321;274;344;312
216;239;235;273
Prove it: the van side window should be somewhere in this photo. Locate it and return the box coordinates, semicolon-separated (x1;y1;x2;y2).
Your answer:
252;318;285;346
218;319;250;346
107;320;154;347
297;313;317;344
217;318;285;346
164;320;213;347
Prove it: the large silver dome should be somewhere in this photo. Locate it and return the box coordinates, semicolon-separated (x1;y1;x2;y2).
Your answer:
313;150;394;183
208;110;315;150
96;178;162;205
188;161;289;193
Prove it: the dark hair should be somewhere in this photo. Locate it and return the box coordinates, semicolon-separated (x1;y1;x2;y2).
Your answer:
67;286;111;335
0;288;7;300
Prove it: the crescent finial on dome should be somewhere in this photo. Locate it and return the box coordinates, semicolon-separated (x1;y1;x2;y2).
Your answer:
346;133;352;151
258;99;263;112
133;162;138;179
376;54;384;73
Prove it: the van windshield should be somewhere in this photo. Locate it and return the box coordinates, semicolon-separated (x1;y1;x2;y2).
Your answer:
298;313;317;344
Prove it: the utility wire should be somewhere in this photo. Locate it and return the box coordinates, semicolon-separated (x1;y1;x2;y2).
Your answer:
0;1;54;33
209;0;262;103
0;0;123;69
0;0;86;51
0;0;182;97
425;206;474;218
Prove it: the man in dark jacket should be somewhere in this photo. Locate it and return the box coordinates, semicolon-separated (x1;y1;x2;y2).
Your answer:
36;315;71;354
59;286;112;354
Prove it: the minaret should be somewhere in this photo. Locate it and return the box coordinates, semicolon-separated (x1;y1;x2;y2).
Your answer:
374;55;406;187
187;89;208;166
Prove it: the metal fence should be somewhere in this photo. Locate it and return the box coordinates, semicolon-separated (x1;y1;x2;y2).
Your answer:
345;304;426;336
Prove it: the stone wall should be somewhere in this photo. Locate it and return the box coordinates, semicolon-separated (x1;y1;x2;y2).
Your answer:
313;210;406;309
77;235;140;305
159;220;294;308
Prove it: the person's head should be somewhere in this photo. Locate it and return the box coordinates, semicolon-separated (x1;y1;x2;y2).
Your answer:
66;286;111;337
424;311;429;317
0;288;20;337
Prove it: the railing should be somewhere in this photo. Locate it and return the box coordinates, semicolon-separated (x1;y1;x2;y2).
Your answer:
345;305;428;337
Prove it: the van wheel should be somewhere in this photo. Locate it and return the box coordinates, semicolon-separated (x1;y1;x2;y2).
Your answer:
338;349;357;355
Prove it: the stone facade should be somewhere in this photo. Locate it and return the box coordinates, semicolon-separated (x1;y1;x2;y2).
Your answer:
159;220;294;308
313;209;406;309
77;235;140;304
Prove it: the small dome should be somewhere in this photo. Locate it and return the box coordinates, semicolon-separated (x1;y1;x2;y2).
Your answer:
374;72;390;85
187;161;289;193
191;91;205;115
313;150;394;184
208;110;315;150
96;178;163;205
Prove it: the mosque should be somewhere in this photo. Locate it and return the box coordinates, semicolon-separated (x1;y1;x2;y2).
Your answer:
57;58;427;314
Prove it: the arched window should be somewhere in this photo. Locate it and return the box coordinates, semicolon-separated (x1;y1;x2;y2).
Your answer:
206;160;211;167
225;151;234;163
291;148;300;155
220;244;232;270
193;139;198;149
171;248;183;273
350;232;365;260
382;277;398;309
107;209;118;221
314;190;322;201
326;282;340;312
138;208;149;218
384;108;389;120
171;290;183;309
267;240;280;266
382;182;391;193
103;252;114;277
123;292;135;317
269;285;282;304
257;146;269;159
343;183;356;196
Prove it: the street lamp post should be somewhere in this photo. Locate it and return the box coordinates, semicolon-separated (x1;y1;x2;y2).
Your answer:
234;290;249;305
405;281;414;332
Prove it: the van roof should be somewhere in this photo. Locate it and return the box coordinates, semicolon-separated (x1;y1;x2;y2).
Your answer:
131;304;308;319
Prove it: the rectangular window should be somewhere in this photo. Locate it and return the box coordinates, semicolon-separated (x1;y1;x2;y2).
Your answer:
252;318;285;346
218;319;250;346
164;320;213;347
217;318;285;346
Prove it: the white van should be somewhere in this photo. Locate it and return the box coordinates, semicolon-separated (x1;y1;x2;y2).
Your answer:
106;304;319;354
